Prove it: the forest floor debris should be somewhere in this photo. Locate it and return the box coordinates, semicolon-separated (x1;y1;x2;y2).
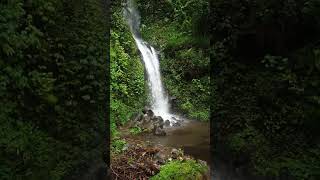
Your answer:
111;137;209;179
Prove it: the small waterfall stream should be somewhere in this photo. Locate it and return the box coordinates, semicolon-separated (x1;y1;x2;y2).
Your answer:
124;0;177;123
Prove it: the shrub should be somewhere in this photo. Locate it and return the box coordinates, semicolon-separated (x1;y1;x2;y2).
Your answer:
150;160;207;180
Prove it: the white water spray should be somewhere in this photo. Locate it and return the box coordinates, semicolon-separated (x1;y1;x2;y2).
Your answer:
124;0;177;123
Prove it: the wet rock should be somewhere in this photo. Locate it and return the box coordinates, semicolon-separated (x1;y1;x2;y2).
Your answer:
140;115;155;132
154;152;166;165
159;123;164;129
154;122;163;129
177;118;184;122
142;106;150;114
172;121;181;127
132;112;143;122
147;109;154;117
130;110;171;135
154;127;166;136
154;118;164;128
127;112;143;128
144;122;154;133
197;159;208;167
164;120;170;127
142;114;151;123
152;116;163;123
171;148;179;159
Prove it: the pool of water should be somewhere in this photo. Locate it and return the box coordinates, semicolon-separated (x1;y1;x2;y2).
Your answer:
135;120;210;163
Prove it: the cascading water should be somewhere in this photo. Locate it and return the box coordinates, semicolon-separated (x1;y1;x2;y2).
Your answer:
124;0;177;123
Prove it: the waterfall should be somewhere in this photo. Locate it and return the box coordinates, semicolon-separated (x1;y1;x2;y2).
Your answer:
124;0;176;123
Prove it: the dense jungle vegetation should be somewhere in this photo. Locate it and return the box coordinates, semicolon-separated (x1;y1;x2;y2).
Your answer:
110;0;210;140
110;0;210;178
212;0;320;179
0;0;108;179
110;1;146;138
138;0;210;122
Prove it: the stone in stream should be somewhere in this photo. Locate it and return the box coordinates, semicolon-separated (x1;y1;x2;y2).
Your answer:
172;121;181;127
152;116;163;122
164;120;170;127
139;114;155;132
154;126;166;136
144;122;155;133
146;109;154;117
152;116;164;128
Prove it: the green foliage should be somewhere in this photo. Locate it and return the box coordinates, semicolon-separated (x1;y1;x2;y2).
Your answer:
0;0;107;179
150;160;207;180
111;138;127;154
139;1;210;122
137;0;209;37
129;126;142;135
110;4;146;138
110;30;145;104
142;22;194;50
212;0;320;178
110;99;135;136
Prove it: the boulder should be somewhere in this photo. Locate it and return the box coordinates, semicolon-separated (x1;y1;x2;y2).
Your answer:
143;122;154;133
164;120;170;127
142;114;151;123
133;113;143;122
127;112;144;128
172;121;181;127
171;148;179;159
154;152;166;165
140;115;154;132
152;116;163;123
154;127;166;136
160;123;164;129
142;106;149;114
146;109;154;117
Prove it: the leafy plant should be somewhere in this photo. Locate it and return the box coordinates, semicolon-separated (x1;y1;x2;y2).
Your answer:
111;139;127;154
150;160;207;180
129;126;142;135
